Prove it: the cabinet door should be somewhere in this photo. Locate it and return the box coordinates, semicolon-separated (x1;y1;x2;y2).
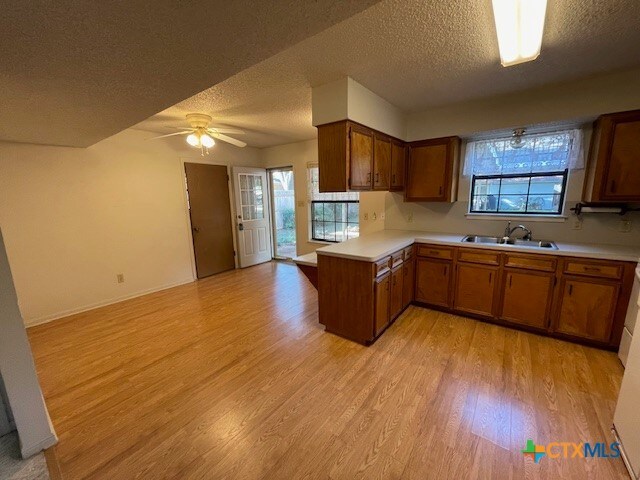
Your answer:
349;125;373;190
402;257;415;308
553;278;619;343
374;273;391;336
454;263;498;317
405;137;460;202
390;265;404;319
390;141;406;191
586;110;640;202
500;270;553;330
415;258;451;308
373;134;391;191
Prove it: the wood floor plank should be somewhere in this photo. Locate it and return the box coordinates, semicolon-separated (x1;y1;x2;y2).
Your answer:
27;262;628;479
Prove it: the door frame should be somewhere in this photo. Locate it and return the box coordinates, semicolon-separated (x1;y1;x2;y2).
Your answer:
232;166;274;268
267;166;296;260
179;157;239;280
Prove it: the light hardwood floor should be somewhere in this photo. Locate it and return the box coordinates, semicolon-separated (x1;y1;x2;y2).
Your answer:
28;262;628;479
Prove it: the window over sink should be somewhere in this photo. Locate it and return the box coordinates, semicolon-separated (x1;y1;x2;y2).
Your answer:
464;129;583;216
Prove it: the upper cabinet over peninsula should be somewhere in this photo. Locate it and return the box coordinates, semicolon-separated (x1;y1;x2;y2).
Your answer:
583;109;640;203
316;120;459;201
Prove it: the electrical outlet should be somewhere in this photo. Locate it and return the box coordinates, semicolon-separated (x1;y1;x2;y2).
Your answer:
363;212;369;221
380;212;385;220
408;212;414;223
619;218;632;233
117;273;125;284
372;212;377;221
571;217;583;230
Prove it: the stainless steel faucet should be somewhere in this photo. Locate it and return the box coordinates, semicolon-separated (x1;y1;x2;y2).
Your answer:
503;221;532;240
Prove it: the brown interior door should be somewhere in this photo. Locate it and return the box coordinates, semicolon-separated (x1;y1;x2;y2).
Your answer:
184;163;235;279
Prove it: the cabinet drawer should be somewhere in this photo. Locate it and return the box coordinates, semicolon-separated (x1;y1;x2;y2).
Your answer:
375;257;392;277
403;246;414;260
504;253;556;272
457;249;500;265
564;260;622;279
391;250;404;267
416;245;453;260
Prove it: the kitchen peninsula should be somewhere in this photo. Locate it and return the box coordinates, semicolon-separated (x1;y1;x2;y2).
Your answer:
296;229;640;349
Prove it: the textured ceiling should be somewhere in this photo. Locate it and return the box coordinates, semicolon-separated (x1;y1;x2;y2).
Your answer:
136;0;640;148
0;0;380;147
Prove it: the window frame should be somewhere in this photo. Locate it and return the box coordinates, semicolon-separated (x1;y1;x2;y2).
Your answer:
469;168;569;216
310;199;360;243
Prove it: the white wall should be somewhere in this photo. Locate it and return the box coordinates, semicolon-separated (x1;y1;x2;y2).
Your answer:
407;67;640;140
0;129;262;325
0;230;57;457
311;77;406;139
261;139;386;256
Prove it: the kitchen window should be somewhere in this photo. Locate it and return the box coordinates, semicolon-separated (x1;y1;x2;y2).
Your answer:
465;129;583;216
308;165;359;242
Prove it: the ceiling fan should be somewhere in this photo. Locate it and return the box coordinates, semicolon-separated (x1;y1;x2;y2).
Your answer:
152;113;246;155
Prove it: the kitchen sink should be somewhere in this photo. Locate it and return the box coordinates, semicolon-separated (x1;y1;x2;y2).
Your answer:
462;235;558;250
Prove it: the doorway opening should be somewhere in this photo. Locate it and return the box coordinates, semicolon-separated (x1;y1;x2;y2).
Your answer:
269;167;297;259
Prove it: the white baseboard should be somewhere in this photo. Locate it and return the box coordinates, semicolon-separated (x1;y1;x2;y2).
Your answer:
24;277;195;328
19;433;58;459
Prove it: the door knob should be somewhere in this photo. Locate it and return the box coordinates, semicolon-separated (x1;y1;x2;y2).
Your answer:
192;227;200;233
238;223;244;231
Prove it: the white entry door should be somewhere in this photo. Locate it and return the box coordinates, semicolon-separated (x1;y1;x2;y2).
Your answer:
233;167;273;268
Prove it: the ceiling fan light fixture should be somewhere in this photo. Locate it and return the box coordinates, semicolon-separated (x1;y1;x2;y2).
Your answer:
200;133;215;148
492;0;547;67
186;133;200;147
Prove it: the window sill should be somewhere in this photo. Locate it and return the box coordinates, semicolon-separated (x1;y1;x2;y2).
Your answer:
465;213;567;223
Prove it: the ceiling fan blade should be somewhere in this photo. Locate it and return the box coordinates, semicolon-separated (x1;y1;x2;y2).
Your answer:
212;133;247;148
207;127;245;135
150;130;192;139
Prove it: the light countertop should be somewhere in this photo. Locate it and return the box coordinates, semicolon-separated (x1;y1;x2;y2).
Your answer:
300;229;640;265
292;252;318;267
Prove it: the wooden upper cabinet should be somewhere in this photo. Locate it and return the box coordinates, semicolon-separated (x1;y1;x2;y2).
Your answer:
553;277;619;343
499;269;554;330
373;133;391;190
583;109;640;202
405;136;460;202
318;121;349;192
349;124;374;190
390;140;406;191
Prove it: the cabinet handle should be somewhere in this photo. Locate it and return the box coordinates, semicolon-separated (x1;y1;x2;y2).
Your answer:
376;172;379;183
583;266;601;272
439;186;443;195
367;173;371;183
392;174;396;183
611;180;617;193
489;272;492;284
568;283;573;296
508;274;512;288
443;265;448;276
429;250;440;255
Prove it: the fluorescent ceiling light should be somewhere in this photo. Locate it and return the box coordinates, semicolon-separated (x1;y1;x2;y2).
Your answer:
492;0;547;67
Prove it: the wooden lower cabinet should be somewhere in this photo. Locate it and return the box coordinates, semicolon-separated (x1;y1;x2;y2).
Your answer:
453;263;498;317
374;273;391;336
402;257;415;308
552;277;619;343
415;258;451;308
319;243;635;349
499;269;554;330
390;265;404;319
